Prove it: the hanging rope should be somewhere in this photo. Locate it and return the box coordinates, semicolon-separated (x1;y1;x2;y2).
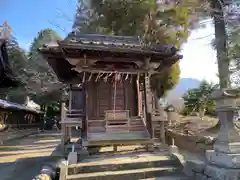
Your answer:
113;71;118;120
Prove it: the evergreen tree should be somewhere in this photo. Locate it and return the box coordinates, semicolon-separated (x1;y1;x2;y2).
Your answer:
28;28;64;105
1;36;30;103
85;0;191;101
182;80;218;119
72;0;92;34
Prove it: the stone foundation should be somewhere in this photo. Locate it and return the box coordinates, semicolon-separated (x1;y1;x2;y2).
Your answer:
185;160;240;180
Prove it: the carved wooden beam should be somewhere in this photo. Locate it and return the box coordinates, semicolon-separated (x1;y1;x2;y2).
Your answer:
65;57;97;67
65;57;80;66
144;57;151;70
154;55;181;72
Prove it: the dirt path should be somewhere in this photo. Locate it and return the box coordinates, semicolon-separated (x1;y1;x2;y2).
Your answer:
0;131;61;180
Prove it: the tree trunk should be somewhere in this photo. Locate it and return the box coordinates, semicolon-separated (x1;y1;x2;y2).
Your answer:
210;0;228;130
212;0;229;88
199;108;206;120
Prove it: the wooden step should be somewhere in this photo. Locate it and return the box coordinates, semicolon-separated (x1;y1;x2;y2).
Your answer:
88;127;105;133
130;122;144;125
131;127;144;130
131;128;145;131
64;118;82;121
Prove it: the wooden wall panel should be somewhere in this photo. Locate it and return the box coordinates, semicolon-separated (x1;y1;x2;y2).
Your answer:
87;78;138;120
71;90;84;110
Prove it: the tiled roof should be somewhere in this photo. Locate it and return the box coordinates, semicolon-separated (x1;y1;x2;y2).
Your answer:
61;33;180;56
69;33;141;46
0;99;42;114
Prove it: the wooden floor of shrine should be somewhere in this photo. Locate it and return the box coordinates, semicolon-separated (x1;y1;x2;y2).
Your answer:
84;131;151;146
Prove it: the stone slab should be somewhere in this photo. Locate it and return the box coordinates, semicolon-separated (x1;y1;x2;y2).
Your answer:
214;142;240;154
206;150;240;168
183;160;205;177
188;160;205;173
204;165;240;180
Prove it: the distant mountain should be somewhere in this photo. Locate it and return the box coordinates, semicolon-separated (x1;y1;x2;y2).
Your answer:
165;78;201;104
174;78;201;95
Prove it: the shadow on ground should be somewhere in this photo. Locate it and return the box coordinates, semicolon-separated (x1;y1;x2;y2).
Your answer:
0;131;62;180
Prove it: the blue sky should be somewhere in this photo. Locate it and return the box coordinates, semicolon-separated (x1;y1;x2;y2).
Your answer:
0;0;77;49
0;0;218;83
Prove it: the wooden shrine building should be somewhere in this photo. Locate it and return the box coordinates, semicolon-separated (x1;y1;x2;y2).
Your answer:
0;99;43;130
39;34;182;151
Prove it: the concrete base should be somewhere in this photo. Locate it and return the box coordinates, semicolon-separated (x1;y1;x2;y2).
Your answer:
206;150;240;168
169;145;179;154
68;152;78;165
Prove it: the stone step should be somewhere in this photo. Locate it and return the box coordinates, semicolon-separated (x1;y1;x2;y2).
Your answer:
66;166;182;180
67;156;180;175
66;144;82;149
0;128;37;143
141;174;189;180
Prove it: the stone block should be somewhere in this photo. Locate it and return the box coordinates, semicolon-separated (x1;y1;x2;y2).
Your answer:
201;175;208;180
183;160;205;177
190;160;206;173
204;165;240;180
195;173;204;180
214;142;240;154
207;178;216;180
206;150;240;168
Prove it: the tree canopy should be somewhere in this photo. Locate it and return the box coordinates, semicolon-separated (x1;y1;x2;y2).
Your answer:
0;28;64;107
27;29;64;104
182;80;218;118
84;0;195;98
0;36;30;103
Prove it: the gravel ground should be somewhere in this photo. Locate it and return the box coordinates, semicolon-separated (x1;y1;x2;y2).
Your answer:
0;131;61;180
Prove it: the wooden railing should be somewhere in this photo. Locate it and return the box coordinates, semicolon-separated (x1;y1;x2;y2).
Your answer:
60;103;83;128
60;103;83;150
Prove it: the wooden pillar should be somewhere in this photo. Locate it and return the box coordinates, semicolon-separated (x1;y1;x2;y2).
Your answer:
83;80;88;140
61;102;66;151
136;74;141;116
144;72;154;138
69;89;72;110
68;86;72;140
